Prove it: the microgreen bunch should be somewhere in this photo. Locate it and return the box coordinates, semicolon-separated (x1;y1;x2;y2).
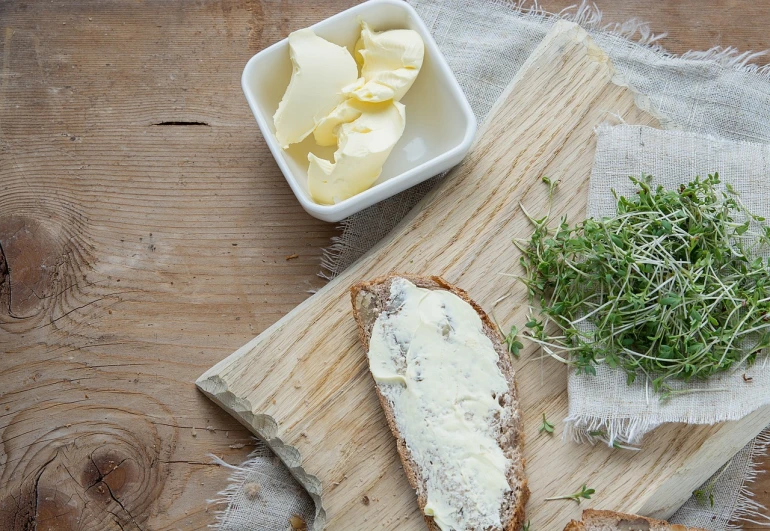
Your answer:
518;173;770;396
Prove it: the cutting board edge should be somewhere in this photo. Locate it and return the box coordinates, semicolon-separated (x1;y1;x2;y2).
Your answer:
196;375;328;530
639;404;770;519
195;270;350;385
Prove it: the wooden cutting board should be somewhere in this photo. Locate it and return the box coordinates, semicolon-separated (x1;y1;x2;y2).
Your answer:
197;20;770;530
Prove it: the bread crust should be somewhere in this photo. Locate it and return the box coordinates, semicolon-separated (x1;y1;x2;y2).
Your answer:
563;509;709;531
351;274;529;531
563;520;585;531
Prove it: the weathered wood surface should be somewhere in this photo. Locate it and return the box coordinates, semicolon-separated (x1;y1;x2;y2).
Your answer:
2;1;770;530
197;19;770;530
0;1;344;529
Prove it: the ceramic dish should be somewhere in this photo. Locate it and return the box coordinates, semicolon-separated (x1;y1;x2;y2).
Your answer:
241;0;477;222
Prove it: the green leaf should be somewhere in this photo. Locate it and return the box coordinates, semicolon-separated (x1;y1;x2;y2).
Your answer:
660;294;681;306
539;413;555;434
504;325;524;358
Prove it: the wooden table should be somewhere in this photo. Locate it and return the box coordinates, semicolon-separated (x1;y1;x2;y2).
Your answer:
1;1;768;529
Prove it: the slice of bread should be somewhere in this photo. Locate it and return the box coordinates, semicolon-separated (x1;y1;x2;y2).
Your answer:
563;509;709;531
351;274;528;531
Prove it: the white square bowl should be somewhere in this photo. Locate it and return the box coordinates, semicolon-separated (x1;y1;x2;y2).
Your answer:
241;0;477;223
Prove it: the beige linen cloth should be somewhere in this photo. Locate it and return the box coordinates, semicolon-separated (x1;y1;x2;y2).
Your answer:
568;125;770;446
211;1;770;529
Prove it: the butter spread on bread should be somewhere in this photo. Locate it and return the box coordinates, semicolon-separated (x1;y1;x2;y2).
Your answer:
357;276;523;531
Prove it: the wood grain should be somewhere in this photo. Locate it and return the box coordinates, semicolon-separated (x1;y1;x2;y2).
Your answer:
0;1;345;529
198;20;770;530
2;0;770;529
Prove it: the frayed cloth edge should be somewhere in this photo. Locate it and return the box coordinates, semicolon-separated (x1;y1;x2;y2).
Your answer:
729;428;770;529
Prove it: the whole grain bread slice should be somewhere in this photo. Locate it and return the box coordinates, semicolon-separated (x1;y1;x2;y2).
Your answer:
563;509;709;531
350;274;528;531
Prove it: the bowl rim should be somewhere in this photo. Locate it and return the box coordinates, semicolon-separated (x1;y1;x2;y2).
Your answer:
240;0;477;222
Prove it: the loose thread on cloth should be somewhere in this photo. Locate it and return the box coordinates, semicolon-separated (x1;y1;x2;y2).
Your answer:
735;429;770;527
672;426;770;529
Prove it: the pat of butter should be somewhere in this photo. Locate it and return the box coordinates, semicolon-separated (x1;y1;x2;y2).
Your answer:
308;101;405;205
367;278;511;531
345;22;425;103
273;29;358;149
273;22;424;205
313;98;367;147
